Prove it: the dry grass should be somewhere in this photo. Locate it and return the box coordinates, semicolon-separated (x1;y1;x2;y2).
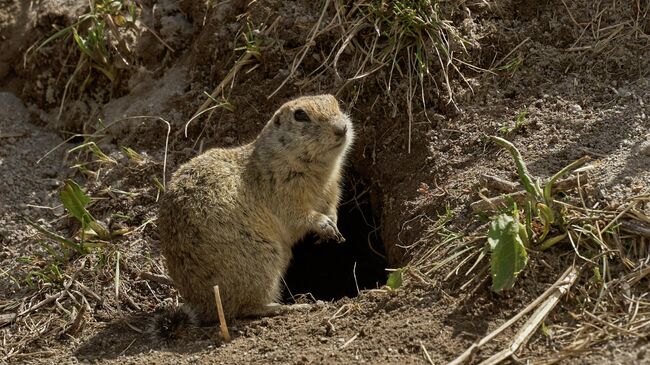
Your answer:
189;17;280;130
24;0;141;120
0;115;173;362
2;246;171;361
267;0;481;153
408;151;650;362
563;0;650;54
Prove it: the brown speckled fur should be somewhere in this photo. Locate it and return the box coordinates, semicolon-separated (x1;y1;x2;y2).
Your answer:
158;95;354;322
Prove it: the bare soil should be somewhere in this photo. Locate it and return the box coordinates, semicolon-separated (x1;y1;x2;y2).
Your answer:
1;0;648;364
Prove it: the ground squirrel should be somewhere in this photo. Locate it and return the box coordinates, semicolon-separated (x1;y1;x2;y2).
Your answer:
156;94;354;328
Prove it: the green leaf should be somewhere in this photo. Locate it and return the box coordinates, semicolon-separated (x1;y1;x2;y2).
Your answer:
69;141;116;164
88;221;111;240
152;176;165;192
72;29;93;58
111;228;129;237
488;214;529;292
537;202;554;241
540;322;550;337
128;2;137;22
26;218;82;252
113;15;127;27
26;219;78;249
524;200;533;243
386;268;405;289
514;110;528;128
538;233;567;251
120;146;143;161
91;64;116;83
34;25;75;53
543;156;591;205
489;136;543;201
60;179;93;226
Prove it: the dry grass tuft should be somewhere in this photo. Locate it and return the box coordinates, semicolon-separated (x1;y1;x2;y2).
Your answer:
269;0;481;153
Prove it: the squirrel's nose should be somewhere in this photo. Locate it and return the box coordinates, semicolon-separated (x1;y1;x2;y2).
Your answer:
333;125;347;138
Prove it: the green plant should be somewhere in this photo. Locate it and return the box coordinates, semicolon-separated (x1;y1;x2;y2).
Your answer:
69;141;117;166
486;136;590;291
120;146;144;162
67;141;118;180
404;206;475;282
234;21;261;61
152;176;165;201
35;0;137;71
386;267;406;289
496;55;523;75
487;206;528;291
24;180;125;286
499;110;529;136
203;92;236;113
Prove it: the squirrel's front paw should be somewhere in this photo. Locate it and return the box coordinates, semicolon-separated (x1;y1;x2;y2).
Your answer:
315;216;345;244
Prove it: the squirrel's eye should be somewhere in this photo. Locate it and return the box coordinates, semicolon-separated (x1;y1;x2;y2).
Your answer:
293;109;311;122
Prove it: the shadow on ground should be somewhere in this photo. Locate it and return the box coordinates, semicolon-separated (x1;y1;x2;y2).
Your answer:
74;313;220;361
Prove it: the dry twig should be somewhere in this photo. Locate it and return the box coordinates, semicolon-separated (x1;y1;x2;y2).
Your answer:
213;285;231;342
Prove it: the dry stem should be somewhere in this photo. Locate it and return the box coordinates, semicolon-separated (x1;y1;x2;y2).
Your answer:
213;285;231;342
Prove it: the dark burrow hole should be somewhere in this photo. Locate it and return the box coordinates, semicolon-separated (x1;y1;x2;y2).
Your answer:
282;175;387;302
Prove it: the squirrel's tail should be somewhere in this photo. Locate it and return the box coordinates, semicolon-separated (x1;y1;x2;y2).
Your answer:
147;302;198;341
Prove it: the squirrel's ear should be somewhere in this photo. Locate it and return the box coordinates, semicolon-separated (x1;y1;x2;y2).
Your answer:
271;111;281;127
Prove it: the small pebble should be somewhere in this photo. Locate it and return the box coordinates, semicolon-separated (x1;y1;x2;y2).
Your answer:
570;104;582;114
616;87;632;97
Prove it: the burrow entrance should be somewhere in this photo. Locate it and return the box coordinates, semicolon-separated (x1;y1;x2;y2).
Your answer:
282;174;387;302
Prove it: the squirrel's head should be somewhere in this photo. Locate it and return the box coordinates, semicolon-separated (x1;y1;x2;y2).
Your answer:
261;94;354;163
